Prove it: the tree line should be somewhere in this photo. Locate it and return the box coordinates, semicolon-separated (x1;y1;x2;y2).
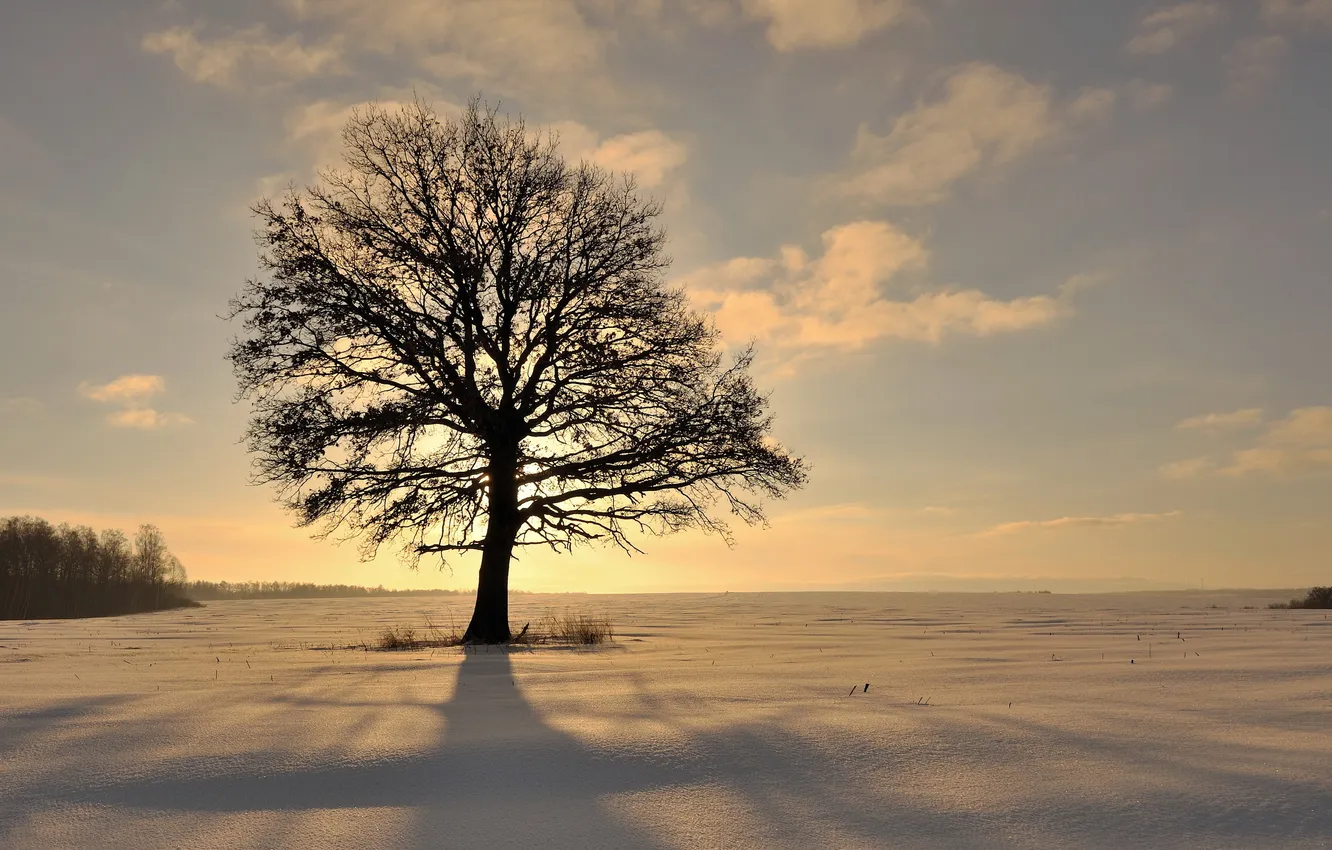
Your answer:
0;516;193;620
1271;587;1332;610
184;581;465;600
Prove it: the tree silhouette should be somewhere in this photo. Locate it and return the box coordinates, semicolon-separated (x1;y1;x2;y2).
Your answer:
230;100;806;642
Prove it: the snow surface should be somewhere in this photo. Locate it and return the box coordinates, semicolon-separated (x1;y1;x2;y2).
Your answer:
2;591;1330;849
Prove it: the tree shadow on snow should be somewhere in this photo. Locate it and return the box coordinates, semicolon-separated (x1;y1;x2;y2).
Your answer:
13;652;682;849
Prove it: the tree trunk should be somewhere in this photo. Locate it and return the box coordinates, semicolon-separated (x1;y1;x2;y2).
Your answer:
463;451;520;644
462;528;515;643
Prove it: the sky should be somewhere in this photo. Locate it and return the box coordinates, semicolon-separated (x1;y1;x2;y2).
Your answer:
1;0;1330;593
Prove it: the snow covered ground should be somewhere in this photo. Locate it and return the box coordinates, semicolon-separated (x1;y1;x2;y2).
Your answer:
2;590;1330;849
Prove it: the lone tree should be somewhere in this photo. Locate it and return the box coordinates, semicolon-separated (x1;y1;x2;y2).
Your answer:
230;100;807;643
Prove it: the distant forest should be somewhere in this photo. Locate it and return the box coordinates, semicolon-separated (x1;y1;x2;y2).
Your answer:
0;516;194;620
185;581;463;600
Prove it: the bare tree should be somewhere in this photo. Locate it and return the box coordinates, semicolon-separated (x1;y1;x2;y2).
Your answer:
230;99;807;643
134;524;168;581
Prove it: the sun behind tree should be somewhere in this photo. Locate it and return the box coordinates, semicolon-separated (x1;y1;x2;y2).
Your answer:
229;99;807;643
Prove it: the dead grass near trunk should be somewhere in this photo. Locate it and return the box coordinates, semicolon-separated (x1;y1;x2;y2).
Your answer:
370;612;613;651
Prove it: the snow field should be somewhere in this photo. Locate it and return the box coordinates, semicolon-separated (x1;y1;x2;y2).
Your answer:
2;591;1329;849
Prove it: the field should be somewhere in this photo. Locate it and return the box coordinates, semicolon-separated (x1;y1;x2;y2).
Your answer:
2;591;1330;849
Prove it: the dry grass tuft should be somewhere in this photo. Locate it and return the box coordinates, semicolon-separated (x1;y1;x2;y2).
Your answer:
370;612;613;650
376;626;419;650
373;617;463;651
510;613;614;646
548;613;614;645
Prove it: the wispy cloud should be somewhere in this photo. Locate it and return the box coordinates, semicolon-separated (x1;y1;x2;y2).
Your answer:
584;130;688;188
836;63;1112;207
1176;407;1265;433
279;96;687;193
739;0;917;51
683;220;1084;356
141;25;343;89
78;375;192;430
1261;0;1332;29
143;0;630;104
289;0;615;102
281;96;448;175
1226;34;1291;96
1127;2;1224;55
1222;0;1332;97
77;374;165;404
550;123;689;189
982;511;1181;537
1223;406;1332;475
1159;456;1216;479
1126;79;1175;110
104;409;194;430
1163;405;1332;477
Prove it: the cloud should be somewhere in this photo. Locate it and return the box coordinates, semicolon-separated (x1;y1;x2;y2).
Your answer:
836;63;1104;207
286;100;369;160
144;1;627;102
552;123;689;189
683;220;1080;354
1217;2;1329;98
1068;87;1118;123
1126;79;1175;110
1159;456;1216;479
1176;407;1265;433
982;511;1181;537
105;409;195;430
1163;406;1332;477
1126;2;1224;55
282;96;443;175
1222;406;1332;475
1262;0;1332;28
739;0;916;50
278;103;687;198
285;0;613;101
78;374;165;404
141;25;343;89
78;375;191;429
1226;34;1291;96
585;130;688;188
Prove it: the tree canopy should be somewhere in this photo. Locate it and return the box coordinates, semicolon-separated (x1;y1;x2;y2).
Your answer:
230;99;806;641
